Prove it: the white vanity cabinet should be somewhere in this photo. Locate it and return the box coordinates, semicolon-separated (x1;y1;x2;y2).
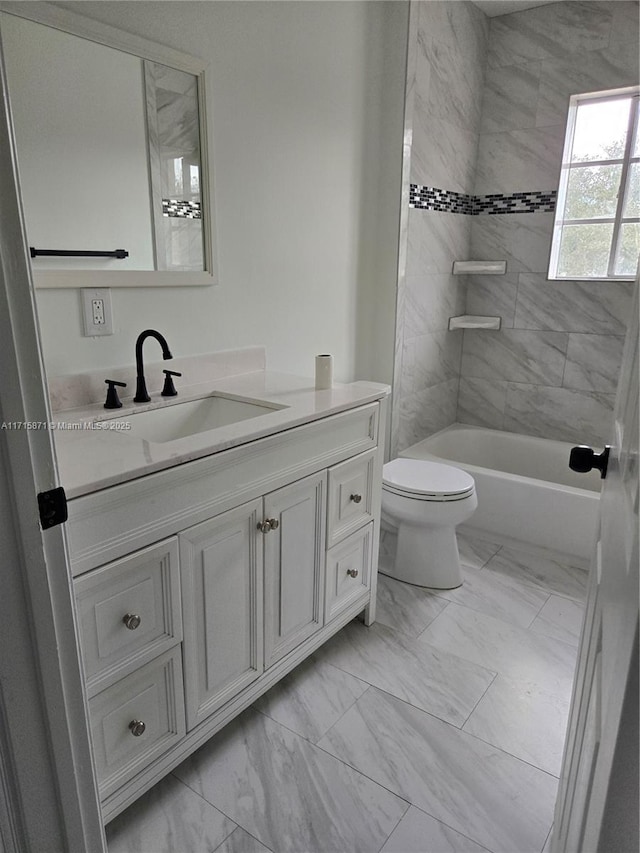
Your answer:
263;471;326;668
67;396;387;820
179;499;264;730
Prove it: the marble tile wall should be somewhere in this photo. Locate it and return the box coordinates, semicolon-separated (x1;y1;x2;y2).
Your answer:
458;0;639;446
392;1;488;454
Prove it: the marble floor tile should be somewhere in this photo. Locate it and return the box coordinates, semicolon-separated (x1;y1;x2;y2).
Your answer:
433;564;550;629
375;572;450;637
105;773;236;853
315;619;495;726
485;546;588;600
174;708;408;853
463;674;571;777
252;653;367;743
530;595;585;647
457;529;503;569
380;805;490;853
213;827;273;853
419;603;578;700
318;687;557;853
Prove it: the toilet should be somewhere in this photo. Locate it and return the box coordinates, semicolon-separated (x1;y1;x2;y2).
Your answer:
380;458;477;589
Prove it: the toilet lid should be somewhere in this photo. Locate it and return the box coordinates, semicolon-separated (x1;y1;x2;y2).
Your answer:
382;458;475;500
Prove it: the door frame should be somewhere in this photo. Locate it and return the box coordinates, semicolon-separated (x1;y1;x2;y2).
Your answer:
0;24;105;852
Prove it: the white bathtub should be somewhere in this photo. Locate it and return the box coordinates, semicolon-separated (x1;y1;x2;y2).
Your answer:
400;424;601;561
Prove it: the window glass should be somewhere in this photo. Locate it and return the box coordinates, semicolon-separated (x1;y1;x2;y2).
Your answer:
623;162;640;217
558;223;615;278
550;88;639;280
615;223;640;277
571;98;631;162
565;165;622;219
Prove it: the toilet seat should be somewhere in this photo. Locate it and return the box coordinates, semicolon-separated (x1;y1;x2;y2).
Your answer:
382;458;475;502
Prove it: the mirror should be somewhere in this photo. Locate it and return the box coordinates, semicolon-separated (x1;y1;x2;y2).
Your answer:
0;3;215;287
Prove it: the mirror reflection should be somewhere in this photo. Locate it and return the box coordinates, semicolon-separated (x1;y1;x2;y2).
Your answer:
1;13;205;273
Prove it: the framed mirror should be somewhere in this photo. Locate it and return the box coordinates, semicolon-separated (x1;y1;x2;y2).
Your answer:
0;1;216;287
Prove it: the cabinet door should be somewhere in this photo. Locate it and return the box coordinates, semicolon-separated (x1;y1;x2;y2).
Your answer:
263;472;326;668
180;499;263;730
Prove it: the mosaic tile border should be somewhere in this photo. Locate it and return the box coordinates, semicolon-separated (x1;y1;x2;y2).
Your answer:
162;199;202;219
409;185;557;215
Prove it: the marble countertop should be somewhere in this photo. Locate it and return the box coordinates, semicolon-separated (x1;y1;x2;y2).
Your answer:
54;370;389;499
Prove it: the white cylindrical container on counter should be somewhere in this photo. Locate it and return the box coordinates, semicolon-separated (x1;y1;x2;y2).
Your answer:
315;354;333;390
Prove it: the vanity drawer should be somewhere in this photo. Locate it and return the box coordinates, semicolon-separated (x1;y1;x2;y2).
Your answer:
325;523;373;622
327;449;375;547
89;647;185;801
74;538;182;695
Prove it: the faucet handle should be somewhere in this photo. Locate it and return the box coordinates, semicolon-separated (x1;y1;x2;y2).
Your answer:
104;379;127;409
161;369;182;397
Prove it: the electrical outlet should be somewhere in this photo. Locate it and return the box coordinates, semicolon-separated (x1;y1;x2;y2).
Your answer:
82;288;113;336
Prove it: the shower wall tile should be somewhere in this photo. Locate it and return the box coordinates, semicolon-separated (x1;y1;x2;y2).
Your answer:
410;116;478;194
392;1;488;453
465;274;518;328
452;0;636;447
487;1;613;69
474;125;564;195
563;334;625;393
535;40;640;128
480;60;541;134
461;329;568;386
403;330;463;393
469;212;553;273
398;379;459;453
420;0;488;134
406;208;471;276
514;276;632;335
457;376;507;430
405;274;466;337
608;1;640;46
503;384;615;446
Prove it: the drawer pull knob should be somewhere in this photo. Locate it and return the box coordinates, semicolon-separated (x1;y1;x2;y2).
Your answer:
257;518;280;534
128;719;146;737
123;613;142;630
350;493;362;504
346;569;359;578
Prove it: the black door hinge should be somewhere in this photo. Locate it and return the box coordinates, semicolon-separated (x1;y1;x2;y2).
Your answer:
37;486;68;529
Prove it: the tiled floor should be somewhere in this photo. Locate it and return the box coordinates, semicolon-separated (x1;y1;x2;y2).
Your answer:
106;531;587;853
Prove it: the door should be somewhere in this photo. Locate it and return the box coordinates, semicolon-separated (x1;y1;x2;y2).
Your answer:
0;26;105;853
263;472;326;667
552;281;639;852
180;499;264;730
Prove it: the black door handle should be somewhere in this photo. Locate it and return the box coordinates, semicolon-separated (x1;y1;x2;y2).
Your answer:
569;445;610;479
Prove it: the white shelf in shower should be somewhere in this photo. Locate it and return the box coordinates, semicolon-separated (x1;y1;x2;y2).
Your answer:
448;315;502;330
452;260;507;275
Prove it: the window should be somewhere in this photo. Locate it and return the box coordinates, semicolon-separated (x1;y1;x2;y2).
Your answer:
549;87;640;281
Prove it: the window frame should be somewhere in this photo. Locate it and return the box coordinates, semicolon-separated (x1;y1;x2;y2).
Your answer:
549;86;640;282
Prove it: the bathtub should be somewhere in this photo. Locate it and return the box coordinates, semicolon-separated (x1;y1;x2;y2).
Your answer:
400;424;602;561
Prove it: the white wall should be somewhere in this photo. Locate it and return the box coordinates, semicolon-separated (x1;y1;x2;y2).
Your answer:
24;1;408;384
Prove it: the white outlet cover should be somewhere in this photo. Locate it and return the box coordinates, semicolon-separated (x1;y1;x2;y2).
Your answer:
82;288;113;336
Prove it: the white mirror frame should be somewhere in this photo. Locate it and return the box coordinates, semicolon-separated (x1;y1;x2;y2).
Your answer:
0;1;217;288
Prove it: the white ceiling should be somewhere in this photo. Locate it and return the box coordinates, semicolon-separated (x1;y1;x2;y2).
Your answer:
470;0;561;16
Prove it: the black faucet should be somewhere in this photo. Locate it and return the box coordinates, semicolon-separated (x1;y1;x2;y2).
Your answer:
134;329;173;403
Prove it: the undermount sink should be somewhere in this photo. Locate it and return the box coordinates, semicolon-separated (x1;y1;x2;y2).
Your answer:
106;393;287;443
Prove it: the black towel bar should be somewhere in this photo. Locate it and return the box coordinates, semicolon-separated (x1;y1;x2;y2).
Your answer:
29;247;129;259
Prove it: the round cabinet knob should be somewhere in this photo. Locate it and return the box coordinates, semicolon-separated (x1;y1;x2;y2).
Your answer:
122;613;141;631
268;518;280;530
346;568;359;578
350;493;362;504
128;719;146;737
257;520;272;533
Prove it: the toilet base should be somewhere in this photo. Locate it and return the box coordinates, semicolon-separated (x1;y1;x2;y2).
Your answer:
381;522;463;589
